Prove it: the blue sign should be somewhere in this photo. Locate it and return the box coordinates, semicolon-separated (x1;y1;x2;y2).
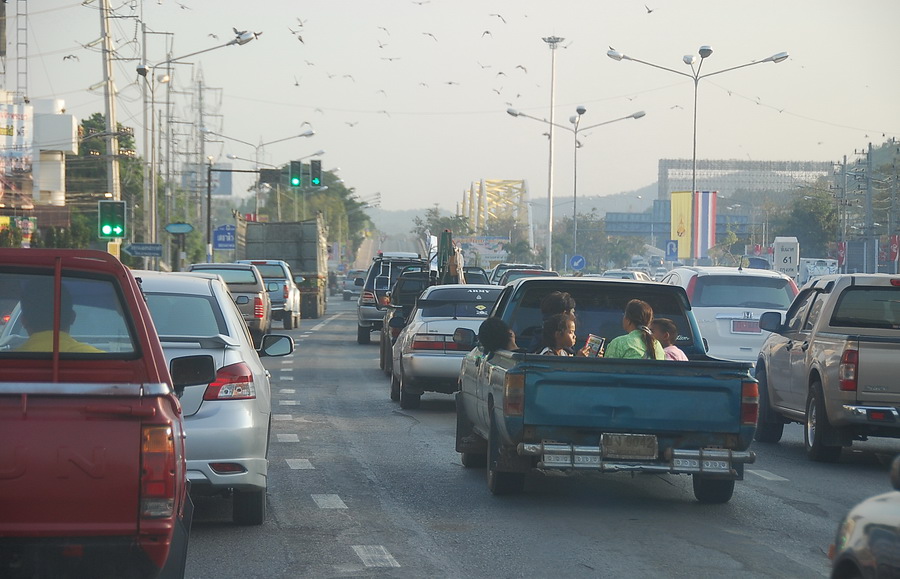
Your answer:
665;240;679;261
213;224;236;250
570;254;586;271
122;243;163;257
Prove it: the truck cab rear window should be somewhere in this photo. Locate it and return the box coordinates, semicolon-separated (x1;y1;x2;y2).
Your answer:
831;287;900;329
0;271;136;355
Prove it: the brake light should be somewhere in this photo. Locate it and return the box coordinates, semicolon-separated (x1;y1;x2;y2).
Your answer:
503;373;525;416
741;381;759;426
685;275;697;301
204;362;256;400
787;279;799;295
361;291;376;305
839;348;858;391
253;296;265;319
140;426;176;518
412;334;444;350
283;283;289;300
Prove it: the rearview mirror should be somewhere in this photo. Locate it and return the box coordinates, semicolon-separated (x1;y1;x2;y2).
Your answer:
759;311;782;333
170;354;216;388
258;334;294;357
453;327;476;349
234;295;250;305
267;281;280;292
355;278;364;287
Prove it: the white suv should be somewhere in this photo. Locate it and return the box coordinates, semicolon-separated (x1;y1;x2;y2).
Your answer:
659;266;798;365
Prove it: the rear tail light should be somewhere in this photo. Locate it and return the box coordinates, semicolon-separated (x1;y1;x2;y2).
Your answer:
839;348;858;391
685;275;697;301
140;426;176;518
410;334;467;351
503;373;525;416
741;381;759;426
204;362;256;400
788;279;800;295
361;291;376;305
283;283;289;300
253;296;265;319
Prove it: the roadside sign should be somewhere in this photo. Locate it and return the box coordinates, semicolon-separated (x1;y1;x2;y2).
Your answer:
213;224;236;250
165;222;194;235
122;243;163;257
665;240;679;261
570;254;586;271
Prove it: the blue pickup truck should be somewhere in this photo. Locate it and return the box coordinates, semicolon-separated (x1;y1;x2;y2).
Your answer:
455;277;759;503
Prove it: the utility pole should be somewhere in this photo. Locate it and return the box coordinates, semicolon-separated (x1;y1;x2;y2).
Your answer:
865;143;875;273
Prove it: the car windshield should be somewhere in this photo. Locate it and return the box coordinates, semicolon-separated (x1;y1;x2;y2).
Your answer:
145;293;227;336
692;275;794;309
193;267;257;284
831;287;900;329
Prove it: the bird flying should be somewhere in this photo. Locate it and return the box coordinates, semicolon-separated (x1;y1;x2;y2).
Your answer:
422;32;438;41
489;13;506;23
515;64;527;73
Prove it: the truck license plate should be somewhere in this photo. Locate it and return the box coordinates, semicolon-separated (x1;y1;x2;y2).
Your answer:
601;434;658;460
731;319;761;334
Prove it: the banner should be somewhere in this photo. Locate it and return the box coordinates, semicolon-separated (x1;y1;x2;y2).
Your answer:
454;236;509;267
891;235;899;262
0;103;34;209
670;191;692;260
692;190;717;259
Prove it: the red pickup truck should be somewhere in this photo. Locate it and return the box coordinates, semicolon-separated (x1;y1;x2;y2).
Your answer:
0;249;214;578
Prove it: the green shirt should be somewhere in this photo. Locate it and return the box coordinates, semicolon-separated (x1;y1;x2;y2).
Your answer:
604;329;665;360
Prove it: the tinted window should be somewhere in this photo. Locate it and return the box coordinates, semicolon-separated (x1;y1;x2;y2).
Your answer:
192;267;257;284
249;264;287;278
692;276;794;309
145;293;227;336
831;287;900;329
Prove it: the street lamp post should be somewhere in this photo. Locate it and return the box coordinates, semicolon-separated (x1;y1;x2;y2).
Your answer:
507;107;645;260
607;46;788;259
541;35;564;271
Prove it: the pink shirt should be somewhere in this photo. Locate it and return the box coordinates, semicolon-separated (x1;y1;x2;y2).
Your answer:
664;345;688;361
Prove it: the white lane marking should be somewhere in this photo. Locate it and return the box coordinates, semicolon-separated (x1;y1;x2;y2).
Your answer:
286;459;314;470
277;433;299;443
747;469;789;481
311;312;344;331
311;494;347;509
279;388;296;394
273;414;293;421
352;545;400;568
279;400;300;406
279;375;295;381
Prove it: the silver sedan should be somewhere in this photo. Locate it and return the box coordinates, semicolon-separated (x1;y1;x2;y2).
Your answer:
135;270;293;526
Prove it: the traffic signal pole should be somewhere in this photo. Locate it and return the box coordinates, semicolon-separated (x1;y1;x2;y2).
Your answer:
206;165;260;262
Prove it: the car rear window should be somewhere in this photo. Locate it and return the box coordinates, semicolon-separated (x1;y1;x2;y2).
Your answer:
145;293;227;336
248;264;286;278
692;276;794;309
830;287;900;329
193;267;258;284
369;260;425;291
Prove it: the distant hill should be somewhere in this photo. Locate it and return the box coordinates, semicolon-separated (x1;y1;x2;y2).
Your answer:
367;184;658;234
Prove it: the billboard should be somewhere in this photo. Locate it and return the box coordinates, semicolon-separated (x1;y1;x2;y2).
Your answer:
0;103;34;209
454;236;509;268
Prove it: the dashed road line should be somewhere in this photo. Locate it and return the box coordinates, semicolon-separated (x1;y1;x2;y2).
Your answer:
286;458;314;470
277;433;299;443
279;388;296;394
273;414;293;421
278;400;300;406
311;494;347;509
352;545;400;568
747;469;789;481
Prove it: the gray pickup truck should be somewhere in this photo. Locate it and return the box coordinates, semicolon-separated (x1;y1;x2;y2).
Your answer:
187;262;274;344
756;273;900;462
236;259;303;330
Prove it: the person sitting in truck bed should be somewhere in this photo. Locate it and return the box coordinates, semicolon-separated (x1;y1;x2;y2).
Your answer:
602;299;664;360
15;280;103;353
526;291;577;353
650;317;688;361
478;316;521;355
539;312;590;357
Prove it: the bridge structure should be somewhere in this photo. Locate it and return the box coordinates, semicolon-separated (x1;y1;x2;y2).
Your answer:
457;179;533;247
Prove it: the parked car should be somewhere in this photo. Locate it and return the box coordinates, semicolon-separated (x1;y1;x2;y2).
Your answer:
497;269;559;285
489;262;544;285
659;265;798;365
829;454;900;578
390;284;502;409
136;270;294;525
356;253;428;344
755;273;900;461
187;262;275;345
236;259;303;330
380;270;434;377
342;268;368;301
598;269;654;281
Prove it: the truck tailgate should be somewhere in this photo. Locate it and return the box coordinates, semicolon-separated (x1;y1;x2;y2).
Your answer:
523;359;749;434
856;335;900;405
0;388;142;536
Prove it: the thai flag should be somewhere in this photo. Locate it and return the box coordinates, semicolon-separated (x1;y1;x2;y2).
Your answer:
692;191;717;259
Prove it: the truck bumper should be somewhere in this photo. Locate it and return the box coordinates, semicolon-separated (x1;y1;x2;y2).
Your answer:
519;441;755;478
842;404;900;424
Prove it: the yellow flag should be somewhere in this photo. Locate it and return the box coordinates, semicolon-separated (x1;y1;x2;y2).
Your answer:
670;191;692;260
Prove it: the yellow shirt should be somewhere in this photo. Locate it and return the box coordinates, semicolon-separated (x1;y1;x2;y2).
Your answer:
16;330;104;353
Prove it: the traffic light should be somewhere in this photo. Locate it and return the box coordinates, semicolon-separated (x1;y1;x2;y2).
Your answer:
98;200;126;238
289;160;302;187
310;159;322;186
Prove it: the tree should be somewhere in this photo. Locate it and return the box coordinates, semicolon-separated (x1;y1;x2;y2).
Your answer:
771;189;838;256
411;205;472;239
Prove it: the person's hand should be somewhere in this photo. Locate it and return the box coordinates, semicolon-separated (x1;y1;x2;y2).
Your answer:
575;344;590;357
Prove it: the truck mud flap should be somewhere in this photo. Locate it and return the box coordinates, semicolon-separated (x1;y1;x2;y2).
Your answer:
159;493;193;579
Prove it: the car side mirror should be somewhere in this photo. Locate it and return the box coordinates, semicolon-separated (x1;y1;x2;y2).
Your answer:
355;278;364;287
267;281;280;292
891;455;900;491
389;316;406;329
234;295;250;305
294;275;305;285
258;334;294;357
759;311;782;333
170;354;216;389
453;327;476;349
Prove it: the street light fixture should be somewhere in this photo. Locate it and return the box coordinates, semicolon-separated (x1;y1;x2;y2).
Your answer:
607;45;788;259
540;35;564;271
507;106;645;259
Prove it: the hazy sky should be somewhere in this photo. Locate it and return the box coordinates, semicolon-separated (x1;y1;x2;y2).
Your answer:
16;1;900;212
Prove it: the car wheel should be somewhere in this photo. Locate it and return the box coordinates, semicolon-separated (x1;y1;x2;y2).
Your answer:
283;311;294;330
390;368;400;401
399;369;421;410
357;324;370;344
805;381;842;463
233;488;266;525
692;476;734;504
384;341;393;377
754;365;784;443
379;335;386;370
487;414;524;495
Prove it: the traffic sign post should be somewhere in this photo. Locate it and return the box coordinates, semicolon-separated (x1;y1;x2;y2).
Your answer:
665;240;679;262
213;224;236;250
569;254;586;271
122;243;163;258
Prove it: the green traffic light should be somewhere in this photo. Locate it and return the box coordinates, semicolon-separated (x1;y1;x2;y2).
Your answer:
291;176;301;186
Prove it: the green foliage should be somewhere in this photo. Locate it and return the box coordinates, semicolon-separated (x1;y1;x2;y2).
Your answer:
411;205;472;239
